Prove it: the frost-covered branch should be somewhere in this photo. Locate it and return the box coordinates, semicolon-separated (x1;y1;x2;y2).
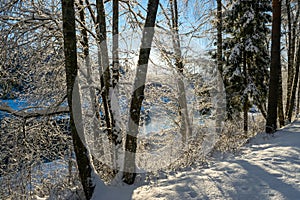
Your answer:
0;104;69;119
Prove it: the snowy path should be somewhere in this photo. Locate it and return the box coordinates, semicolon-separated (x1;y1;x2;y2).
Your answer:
132;121;300;200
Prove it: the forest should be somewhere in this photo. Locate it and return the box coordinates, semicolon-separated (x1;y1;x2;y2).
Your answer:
0;0;299;199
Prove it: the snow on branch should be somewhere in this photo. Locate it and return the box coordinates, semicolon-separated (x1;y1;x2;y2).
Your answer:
0;104;69;119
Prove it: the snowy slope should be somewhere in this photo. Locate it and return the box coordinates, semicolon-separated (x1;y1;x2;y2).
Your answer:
93;121;300;200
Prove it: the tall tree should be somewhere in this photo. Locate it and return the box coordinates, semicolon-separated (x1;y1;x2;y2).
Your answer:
285;0;300;118
170;0;192;144
223;0;271;132
217;0;223;75
61;0;95;198
215;0;224;135
287;40;300;122
285;0;294;116
266;0;282;133
278;70;285;127
122;0;159;185
96;0;113;143
112;0;119;88
111;0;123;173
96;0;122;173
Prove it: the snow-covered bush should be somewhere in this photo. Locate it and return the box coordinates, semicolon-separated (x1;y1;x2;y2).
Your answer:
0;116;80;199
213;113;266;153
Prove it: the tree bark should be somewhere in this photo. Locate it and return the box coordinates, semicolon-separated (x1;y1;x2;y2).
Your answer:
96;0;113;142
122;0;159;185
112;0;119;88
243;101;248;133
61;0;95;198
77;0;111;174
111;0;122;173
170;0;192;144
278;69;285;127
243;50;248;134
266;0;281;133
285;0;300;117
215;0;224;134
285;0;293;116
96;0;121;173
77;0;100;123
287;41;300;122
217;0;223;75
297;79;300;115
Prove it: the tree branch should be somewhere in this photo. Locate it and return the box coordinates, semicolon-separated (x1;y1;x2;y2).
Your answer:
0;103;69;119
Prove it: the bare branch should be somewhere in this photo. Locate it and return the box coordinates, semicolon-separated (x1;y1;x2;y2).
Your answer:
0;104;69;119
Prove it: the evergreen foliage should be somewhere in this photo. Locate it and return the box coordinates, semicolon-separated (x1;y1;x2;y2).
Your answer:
222;0;271;119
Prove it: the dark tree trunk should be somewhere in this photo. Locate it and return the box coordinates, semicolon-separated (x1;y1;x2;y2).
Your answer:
78;0;89;57
96;0;113;142
278;69;284;127
243;101;248;133
285;0;293;116
215;0;224;134
61;0;95;198
297;79;300;115
266;0;281;133
287;41;300;122
122;0;159;185
243;50;248;134
78;0;111;176
285;0;300;117
111;0;122;173
96;0;121;173
217;0;223;75
77;0;101;122
112;0;119;88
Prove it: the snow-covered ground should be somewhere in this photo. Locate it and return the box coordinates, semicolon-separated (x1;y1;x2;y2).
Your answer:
93;120;300;200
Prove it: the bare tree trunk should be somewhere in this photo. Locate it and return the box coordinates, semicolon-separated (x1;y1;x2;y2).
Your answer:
112;0;119;88
111;0;122;173
287;41;300;122
170;0;192;144
96;0;113;141
215;0;224;134
217;0;223;76
243;50;248;134
278;69;285;127
285;0;300;117
297;79;300;116
266;0;281;133
62;0;95;198
77;0;112;177
78;0;100;133
285;0;294;116
243;101;248;134
122;0;159;185
96;0;121;173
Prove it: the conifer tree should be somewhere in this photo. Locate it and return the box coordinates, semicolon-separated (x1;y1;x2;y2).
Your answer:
222;0;271;132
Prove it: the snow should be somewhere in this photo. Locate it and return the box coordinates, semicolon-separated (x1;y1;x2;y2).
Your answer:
92;181;136;200
245;38;259;53
229;44;241;63
92;121;300;199
243;9;255;26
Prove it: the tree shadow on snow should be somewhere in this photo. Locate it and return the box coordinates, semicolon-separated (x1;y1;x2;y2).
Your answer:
232;159;300;200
